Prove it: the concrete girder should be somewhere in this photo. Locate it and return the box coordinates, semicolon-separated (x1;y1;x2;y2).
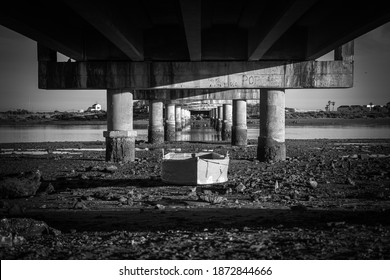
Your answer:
65;0;144;61
134;89;259;101
248;0;317;60
38;60;353;90
180;0;201;61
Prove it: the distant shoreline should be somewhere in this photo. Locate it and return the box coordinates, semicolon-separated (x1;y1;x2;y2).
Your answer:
0;117;389;127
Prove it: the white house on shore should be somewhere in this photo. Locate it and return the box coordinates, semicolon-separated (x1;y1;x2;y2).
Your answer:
86;103;102;112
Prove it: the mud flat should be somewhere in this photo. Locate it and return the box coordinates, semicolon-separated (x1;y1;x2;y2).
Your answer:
1;139;390;259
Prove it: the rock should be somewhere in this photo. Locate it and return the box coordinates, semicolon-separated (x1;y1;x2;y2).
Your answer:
0;170;41;198
347;177;356;186
274;181;279;192
197;193;227;204
309;179;318;188
73;199;87;209
0;218;51;241
236;183;246;193
225;188;233;195
155;204;166;210
79;174;89;180
104;165;118;173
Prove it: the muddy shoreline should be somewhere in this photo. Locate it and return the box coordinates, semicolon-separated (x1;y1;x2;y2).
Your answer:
1;139;390;259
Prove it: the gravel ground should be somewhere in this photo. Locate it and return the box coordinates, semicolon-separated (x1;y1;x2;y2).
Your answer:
1;138;390;259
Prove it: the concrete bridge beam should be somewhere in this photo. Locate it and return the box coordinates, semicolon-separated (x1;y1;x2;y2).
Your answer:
222;104;232;141
104;89;136;162
232;100;247;146
257;89;286;162
165;103;176;142
148;100;164;144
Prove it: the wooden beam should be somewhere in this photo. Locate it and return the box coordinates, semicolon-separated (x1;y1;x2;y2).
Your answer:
248;0;316;60
38;60;353;90
180;0;202;61
65;0;144;61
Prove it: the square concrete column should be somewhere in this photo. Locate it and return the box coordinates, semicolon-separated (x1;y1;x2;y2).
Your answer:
175;105;182;131
257;89;286;162
232;100;247;146
222;104;232;141
148;100;164;144
165;103;176;142
104;89;137;162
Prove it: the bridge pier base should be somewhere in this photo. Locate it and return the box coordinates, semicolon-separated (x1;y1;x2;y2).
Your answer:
165;103;176;142
104;90;136;162
175;105;182;131
148;100;164;144
232;100;247;146
257;89;286;162
222;104;232;141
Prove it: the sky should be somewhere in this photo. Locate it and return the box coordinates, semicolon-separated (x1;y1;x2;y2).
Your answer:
0;23;390;112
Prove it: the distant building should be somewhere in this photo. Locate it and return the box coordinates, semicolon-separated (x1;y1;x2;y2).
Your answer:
363;105;372;111
337;105;350;112
285;107;296;113
86;103;102;112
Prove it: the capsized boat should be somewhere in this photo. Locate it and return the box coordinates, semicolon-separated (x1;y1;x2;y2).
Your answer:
161;151;229;185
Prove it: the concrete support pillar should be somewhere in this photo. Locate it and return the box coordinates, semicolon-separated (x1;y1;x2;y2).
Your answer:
104;89;136;162
258;89;286;162
148;100;164;144
181;108;186;128
186;110;191;126
165;103;176;142
222;104;232;141
232;100;247;146
175;105;182;131
210;108;215;127
216;106;223;132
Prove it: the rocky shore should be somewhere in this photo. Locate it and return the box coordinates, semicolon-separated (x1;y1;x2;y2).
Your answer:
1;139;390;259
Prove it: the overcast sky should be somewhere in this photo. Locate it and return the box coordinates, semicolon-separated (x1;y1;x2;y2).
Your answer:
0;23;390;112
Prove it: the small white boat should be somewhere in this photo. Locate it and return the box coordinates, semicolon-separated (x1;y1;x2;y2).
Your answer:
161;151;229;185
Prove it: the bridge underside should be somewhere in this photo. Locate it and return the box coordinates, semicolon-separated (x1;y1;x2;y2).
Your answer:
1;0;389;163
1;0;389;62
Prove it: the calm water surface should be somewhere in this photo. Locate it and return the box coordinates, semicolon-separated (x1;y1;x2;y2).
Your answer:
0;124;389;143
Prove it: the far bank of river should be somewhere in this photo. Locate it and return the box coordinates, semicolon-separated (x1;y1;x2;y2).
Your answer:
1;117;389;128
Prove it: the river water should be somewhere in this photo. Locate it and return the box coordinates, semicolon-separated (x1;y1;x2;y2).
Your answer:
0;123;389;143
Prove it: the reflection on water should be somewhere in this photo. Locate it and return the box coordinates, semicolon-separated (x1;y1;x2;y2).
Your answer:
0;123;389;143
